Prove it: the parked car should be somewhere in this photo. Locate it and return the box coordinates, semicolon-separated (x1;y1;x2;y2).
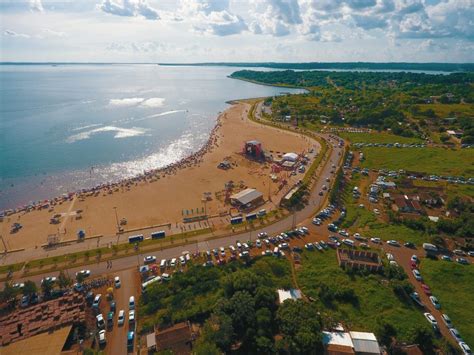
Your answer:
441;255;452;261
411;255;419;263
144;256;157;264
370;237;381;244
421;284;431;295
96;314;105;329
129;296;135;310
41;276;57;285
129;310;135;323
118;310;125;326
387;240;399;246
430;296;441;309
412;269;422;281
424;313;438;331
456;257;469;265
92;294;102;309
441;314;453;328
75;269;91;278
410;292;424;307
459;342;471;355
98;329;106;345
404;242;415;248
20;295;29;308
114;276;121;288
449;328;463;342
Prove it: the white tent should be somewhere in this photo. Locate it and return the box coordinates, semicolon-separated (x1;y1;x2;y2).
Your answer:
282;152;298;162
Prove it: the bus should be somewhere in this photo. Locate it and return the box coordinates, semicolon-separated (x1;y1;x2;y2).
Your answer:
151;230;166;239
246;213;257;221
230;216;243;225
128;234;144;243
141;276;161;292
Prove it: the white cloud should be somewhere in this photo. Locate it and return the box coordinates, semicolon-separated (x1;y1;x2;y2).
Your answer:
181;0;248;36
99;0;160;20
141;98;165;108
41;28;66;37
3;30;31;38
29;0;43;12
250;0;302;36
108;97;145;107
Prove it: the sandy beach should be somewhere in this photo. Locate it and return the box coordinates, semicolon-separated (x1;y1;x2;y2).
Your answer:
1;102;319;251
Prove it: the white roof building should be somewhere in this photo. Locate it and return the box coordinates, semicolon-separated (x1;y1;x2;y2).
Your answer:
230;188;263;206
277;289;302;303
349;331;381;354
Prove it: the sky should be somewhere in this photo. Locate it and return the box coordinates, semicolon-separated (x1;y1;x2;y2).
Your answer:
0;0;473;63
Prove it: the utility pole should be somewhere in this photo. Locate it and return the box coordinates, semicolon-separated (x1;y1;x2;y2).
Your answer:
113;207;119;233
0;235;7;254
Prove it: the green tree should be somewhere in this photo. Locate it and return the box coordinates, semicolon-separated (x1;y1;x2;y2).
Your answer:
276;300;323;353
58;270;73;289
0;282;19;303
193;340;220;355
22;280;37;297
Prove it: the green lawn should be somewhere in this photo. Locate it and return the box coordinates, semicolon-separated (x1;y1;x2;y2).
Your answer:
360;147;474;177
340;132;422;144
297;250;430;342
412;179;474;199
420;259;474;347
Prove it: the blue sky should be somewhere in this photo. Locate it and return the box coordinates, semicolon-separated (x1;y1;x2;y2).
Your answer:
1;0;473;62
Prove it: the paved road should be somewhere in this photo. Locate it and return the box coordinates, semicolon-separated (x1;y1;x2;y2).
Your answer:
106;268;139;355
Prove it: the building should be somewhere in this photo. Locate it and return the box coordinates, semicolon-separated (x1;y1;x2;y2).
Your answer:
446;130;463;138
277;289;302;304
393;195;423;214
349;331;381;355
337;249;383;272
323;331;381;355
230;188;264;209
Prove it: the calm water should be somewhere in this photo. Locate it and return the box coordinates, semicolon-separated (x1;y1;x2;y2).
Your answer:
0;64;305;209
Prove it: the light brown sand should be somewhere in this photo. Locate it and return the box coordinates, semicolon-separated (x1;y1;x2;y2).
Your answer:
0;102;318;251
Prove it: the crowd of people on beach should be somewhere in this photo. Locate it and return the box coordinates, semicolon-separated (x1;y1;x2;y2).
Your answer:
1;119;224;219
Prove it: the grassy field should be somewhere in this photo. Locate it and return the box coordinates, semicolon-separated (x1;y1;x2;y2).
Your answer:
420;258;474;347
359;147;474;177
297;249;430;342
417;103;474;118
339;132;423;144
412;179;474;199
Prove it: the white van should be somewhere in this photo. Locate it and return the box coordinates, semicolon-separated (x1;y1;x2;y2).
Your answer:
342;238;355;247
422;243;438;252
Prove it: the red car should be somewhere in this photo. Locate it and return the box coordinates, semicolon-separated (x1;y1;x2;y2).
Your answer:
410;261;418;270
421;284;431;295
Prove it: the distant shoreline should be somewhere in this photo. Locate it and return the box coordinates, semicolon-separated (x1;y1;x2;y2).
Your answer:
1;62;473;72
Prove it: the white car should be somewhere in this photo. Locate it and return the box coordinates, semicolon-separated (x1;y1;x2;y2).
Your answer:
468;251;474;257
424;312;438;326
129;296;135;310
386;253;394;261
41;276;57;284
373;209;380;215
114;276;121;288
312;217;322;226
96;314;105;329
76;269;91;278
412;269;422;281
370;237;381;244
449;328;463;342
459;342;471;355
387;240;399;246
129;310;135;323
255;239;262;248
117;310;125;326
98;329;106;345
300;226;309;234
430;296;441;309
220;247;226;256
411;255;419;263
144;256;157;264
179;256;186;265
170;258;177;267
441;314;453;328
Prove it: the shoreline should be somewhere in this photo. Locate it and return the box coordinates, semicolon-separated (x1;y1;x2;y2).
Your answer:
1;112;225;216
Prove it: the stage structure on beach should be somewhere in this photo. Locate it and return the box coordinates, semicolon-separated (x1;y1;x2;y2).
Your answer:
243;140;264;160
